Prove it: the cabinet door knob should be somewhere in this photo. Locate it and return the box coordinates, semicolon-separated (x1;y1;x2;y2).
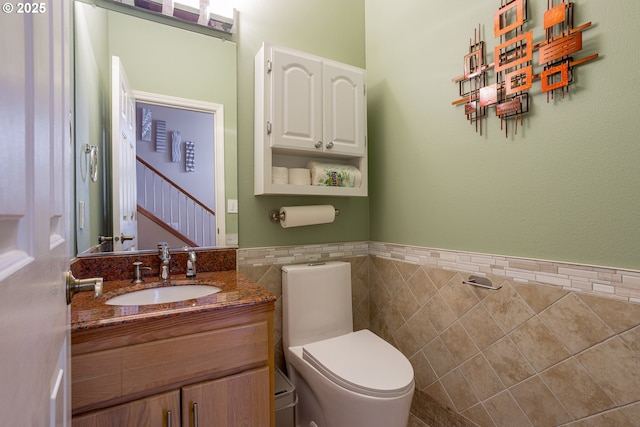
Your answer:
167;410;172;427
326;141;334;149
314;141;322;149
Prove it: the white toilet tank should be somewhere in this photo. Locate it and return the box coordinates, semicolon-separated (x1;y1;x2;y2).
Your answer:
282;262;353;348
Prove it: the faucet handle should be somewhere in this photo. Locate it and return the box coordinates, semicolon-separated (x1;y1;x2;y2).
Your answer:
132;261;151;284
158;242;170;259
160;264;170;281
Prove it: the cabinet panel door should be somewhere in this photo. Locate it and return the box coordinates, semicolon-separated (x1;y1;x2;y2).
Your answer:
323;62;366;156
72;390;180;427
182;366;270;427
72;347;123;411
271;48;323;152
122;321;269;396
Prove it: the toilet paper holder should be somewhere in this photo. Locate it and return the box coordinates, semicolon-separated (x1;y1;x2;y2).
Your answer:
269;208;341;224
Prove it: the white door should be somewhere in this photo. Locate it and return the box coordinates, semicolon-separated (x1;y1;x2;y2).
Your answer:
323;62;367;156
0;0;72;425
271;47;323;152
111;56;138;252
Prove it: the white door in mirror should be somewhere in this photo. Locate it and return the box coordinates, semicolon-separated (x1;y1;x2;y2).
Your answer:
111;56;138;252
106;285;221;306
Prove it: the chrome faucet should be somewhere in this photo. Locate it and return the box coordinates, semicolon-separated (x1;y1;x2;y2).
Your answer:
186;250;197;278
158;242;171;283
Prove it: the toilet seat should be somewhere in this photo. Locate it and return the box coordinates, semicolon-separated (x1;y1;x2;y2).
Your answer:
301;330;414;398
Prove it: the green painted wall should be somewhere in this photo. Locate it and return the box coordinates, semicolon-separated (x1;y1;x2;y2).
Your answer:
74;3;109;255
234;0;369;248
365;0;640;270
79;0;639;270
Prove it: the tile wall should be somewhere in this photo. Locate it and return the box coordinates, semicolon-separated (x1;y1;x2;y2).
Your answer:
238;242;640;426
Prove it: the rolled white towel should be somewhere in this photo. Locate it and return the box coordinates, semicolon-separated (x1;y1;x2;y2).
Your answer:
289;168;311;185
307;161;362;188
272;167;289;184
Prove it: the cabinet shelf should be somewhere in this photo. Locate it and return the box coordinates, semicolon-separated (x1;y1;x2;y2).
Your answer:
265;183;366;197
254;42;368;197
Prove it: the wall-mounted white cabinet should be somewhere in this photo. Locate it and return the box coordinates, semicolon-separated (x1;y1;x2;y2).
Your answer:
254;42;367;197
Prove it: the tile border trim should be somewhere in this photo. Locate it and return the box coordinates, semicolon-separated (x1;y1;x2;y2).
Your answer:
237;241;640;303
237;241;369;267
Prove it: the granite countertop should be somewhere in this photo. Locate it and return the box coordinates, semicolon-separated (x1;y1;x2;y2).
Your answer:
71;270;276;333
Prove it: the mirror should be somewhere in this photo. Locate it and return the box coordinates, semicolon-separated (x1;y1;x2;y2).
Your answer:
73;1;237;256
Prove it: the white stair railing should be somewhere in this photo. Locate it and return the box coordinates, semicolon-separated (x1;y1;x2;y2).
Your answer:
136;158;216;247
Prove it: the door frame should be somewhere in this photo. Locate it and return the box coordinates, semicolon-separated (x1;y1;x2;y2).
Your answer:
133;91;226;247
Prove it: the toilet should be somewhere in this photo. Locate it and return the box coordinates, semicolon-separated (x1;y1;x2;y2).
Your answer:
282;261;415;427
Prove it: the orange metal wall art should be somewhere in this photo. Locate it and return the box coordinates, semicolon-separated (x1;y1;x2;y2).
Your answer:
452;0;599;137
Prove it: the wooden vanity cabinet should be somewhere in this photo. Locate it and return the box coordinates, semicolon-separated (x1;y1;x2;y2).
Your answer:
71;304;274;427
72;367;269;427
182;366;270;426
71;390;180;427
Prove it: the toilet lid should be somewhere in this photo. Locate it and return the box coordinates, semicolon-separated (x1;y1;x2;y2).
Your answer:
302;330;414;398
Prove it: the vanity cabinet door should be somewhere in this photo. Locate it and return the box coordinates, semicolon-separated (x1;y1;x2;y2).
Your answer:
71;390;180;427
182;366;270;427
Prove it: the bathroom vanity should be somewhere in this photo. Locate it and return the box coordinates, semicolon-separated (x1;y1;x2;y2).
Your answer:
70;270;276;427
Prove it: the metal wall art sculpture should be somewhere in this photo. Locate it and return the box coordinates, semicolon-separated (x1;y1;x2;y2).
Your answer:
452;0;598;137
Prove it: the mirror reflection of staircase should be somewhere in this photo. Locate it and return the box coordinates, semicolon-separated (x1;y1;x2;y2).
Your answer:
137;157;216;249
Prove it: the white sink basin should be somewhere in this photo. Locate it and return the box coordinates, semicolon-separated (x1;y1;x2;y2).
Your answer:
106;285;221;306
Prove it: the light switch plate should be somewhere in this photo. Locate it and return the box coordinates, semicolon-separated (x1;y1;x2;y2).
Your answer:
228;199;238;213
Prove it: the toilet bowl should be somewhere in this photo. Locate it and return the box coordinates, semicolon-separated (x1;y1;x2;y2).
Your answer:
282;261;414;427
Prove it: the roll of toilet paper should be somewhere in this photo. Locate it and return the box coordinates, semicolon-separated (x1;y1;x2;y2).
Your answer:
279;205;336;228
288;168;311;186
272;167;289;184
